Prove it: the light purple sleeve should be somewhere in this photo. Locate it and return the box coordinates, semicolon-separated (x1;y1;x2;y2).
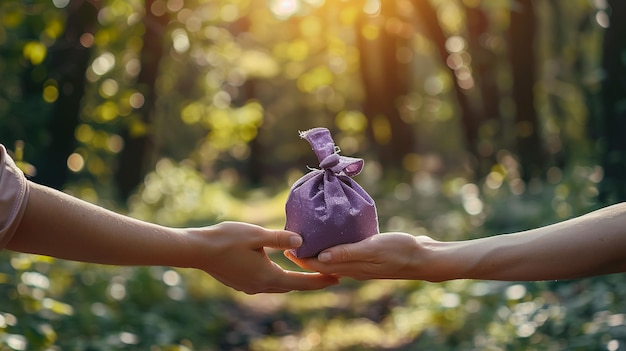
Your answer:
0;144;30;249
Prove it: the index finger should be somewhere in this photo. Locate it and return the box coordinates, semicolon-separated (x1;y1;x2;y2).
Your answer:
284;250;352;276
316;237;379;263
254;229;303;250
265;270;339;292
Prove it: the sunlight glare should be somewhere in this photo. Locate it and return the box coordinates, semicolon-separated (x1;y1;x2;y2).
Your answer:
270;0;300;19
303;0;324;6
363;0;380;15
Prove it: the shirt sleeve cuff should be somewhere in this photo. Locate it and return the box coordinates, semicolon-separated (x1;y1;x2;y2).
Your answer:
0;145;30;249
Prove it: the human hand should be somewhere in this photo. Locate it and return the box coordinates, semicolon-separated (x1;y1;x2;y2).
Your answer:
285;232;444;281
187;221;339;294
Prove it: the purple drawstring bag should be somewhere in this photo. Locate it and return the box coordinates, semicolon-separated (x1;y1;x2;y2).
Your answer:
285;127;379;258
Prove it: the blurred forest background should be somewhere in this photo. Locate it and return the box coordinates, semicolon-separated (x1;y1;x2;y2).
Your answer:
2;0;626;350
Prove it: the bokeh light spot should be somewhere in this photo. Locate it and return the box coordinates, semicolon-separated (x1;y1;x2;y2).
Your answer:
335;110;367;133
100;78;119;97
52;0;70;8
595;10;609;28
162;270;181;286
361;24;380;41
445;35;465;53
107;134;124;153
505;284;527;300
129;92;145;109
172;28;190;53
167;0;183;12
80;33;94;48
23;41;47;65
43;85;58;103
220;4;239;22
67;153;85;172
270;0;300;19
363;0;381;15
92;52;115;76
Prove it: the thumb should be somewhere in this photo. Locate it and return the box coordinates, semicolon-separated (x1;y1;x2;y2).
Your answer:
261;230;303;249
317;244;354;263
318;238;375;263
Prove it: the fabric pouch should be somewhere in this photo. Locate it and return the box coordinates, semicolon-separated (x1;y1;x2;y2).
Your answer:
285;127;379;258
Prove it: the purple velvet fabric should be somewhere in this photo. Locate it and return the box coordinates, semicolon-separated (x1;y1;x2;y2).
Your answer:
285;128;379;258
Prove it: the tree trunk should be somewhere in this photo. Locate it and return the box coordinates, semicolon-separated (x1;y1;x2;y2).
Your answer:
115;0;169;199
544;0;567;169
598;0;626;203
411;0;481;172
508;0;545;180
357;2;415;172
465;3;500;176
35;0;98;189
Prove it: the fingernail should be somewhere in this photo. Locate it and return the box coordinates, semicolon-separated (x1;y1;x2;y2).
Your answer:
289;236;303;247
319;252;332;262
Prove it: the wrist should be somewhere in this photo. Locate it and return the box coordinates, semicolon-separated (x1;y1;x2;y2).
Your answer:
379;234;486;282
178;227;209;270
437;235;520;281
415;239;477;282
182;224;235;272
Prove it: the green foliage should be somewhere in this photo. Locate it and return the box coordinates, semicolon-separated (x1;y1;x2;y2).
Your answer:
0;0;64;161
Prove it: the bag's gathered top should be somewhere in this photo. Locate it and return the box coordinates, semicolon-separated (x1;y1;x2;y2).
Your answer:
285;127;379;258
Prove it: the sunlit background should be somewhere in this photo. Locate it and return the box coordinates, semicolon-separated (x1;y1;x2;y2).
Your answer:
2;0;626;350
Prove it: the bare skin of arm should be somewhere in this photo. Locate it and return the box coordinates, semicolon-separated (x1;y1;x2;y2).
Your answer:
286;203;626;282
7;182;338;294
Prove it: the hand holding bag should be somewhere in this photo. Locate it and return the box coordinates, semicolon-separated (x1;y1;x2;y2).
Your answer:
285;127;379;258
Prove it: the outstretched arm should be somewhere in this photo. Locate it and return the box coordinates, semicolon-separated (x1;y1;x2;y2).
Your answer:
287;203;626;282
7;182;337;294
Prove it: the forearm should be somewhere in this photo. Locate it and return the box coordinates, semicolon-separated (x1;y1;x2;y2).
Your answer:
6;182;198;268
6;182;339;294
434;203;626;281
